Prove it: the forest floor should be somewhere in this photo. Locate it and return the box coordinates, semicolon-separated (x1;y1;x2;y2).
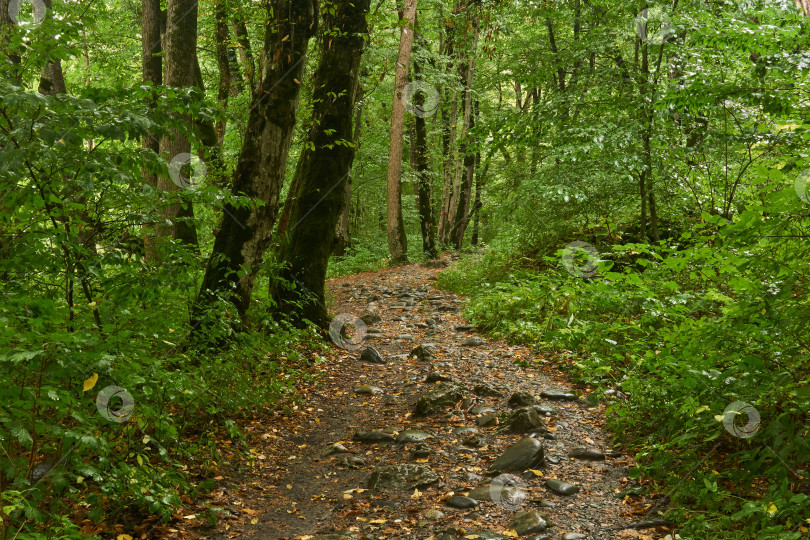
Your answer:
174;258;673;540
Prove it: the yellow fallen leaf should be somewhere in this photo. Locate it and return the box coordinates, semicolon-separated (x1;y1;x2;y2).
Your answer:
503;530;518;537
529;469;544;477
250;518;259;525
695;405;709;414
369;519;386;524
182;514;196;520
411;488;421;499
767;502;777;516
117;535;133;540
83;373;98;392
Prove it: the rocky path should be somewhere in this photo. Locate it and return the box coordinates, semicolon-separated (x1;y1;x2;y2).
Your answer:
203;260;665;540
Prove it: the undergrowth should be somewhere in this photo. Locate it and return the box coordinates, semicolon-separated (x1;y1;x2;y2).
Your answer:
438;176;810;539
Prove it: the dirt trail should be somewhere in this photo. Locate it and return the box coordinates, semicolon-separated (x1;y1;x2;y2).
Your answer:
198;260;661;540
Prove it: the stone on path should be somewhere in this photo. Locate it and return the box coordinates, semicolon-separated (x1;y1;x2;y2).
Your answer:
473;382;502;397
368;463;439;491
353;384;382;395
353;431;395;443
488;436;545;473
446;495;479;509
426;371;453;383
563;534;588;540
545;478;580;496
540;389;576;400
320;442;350;457
410;343;437;361
415;382;465;416
423;509;445;520
508;390;536;408
508;511;550;535
497;407;544;434
463;336;486;346
468;482;528;504
360;313;381;325
568;446;606;460
471;405;496;415
463;531;507;540
411;442;433;458
477;413;498;427
360;347;386;364
396;429;432;443
454;324;474;331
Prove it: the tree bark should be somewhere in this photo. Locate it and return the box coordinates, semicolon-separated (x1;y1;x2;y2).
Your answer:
214;0;232;145
141;0;162;260
270;0;370;328
386;0;417;265
449;8;478;249
334;84;365;256
157;0;199;247
412;35;437;259
193;1;316;328
232;17;255;91
437;4;458;245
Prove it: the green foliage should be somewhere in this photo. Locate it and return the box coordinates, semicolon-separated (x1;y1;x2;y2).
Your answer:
440;171;810;537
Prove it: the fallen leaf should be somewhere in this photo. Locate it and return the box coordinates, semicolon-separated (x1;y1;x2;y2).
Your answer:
83;373;98;392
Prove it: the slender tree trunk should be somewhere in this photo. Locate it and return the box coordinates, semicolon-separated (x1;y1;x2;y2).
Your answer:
412;36;437;258
334;84;365;256
386;0;417;265
232;17;255;91
449;9;478;249
141;0;162;260
436;5;458;246
193;1;316;328
157;0;199;247
271;0;370;327
214;0;232;145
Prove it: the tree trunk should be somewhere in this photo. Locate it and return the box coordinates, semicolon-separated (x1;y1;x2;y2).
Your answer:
334;84;365;256
449;9;478;249
157;0;199;248
412;36;437;259
437;5;458;245
271;0;370;328
141;0;162;260
193;1;316;328
386;0;417;265
214;0;232;145
232;17;255;91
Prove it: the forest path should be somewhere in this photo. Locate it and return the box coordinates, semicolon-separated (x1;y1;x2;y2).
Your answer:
205;258;658;540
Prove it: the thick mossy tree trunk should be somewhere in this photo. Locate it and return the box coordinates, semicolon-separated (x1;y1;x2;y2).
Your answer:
271;0;370;328
157;0;199;248
386;0;417;265
193;1;316;329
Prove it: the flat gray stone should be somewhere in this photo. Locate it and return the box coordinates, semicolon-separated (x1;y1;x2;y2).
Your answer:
545;478;580;496
463;336;486;346
563;534;588;540
353;431;395;443
468;482;527;504
396;429;432;443
488;437;544;473
368;464;439;491
471;405;496;415
426;371;453;383
410;343;438;361
446;495;479;509
540;389;575;400
568;447;605;460
354;384;383;395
